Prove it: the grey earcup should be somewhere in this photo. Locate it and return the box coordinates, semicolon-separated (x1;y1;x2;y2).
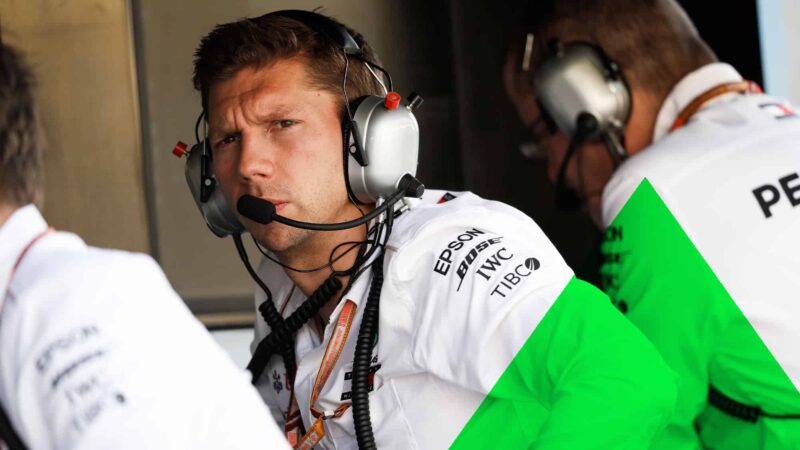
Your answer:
346;95;420;203
184;142;245;237
533;42;631;140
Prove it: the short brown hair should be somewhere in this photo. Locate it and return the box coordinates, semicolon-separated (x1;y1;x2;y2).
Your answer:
0;43;44;207
518;0;716;105
193;12;385;114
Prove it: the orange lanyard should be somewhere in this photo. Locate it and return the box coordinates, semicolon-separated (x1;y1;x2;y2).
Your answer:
2;228;53;304
290;300;358;450
670;80;762;131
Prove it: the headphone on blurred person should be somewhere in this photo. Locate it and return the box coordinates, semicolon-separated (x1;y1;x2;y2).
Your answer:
174;9;424;238
524;36;631;207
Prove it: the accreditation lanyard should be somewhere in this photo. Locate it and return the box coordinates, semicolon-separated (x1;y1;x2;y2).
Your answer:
291;299;358;450
670;80;762;132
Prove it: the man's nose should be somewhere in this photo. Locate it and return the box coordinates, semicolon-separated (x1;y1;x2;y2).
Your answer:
237;134;275;181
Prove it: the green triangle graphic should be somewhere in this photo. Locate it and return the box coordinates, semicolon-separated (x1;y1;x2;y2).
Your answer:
599;179;800;449
450;276;677;449
450;179;800;449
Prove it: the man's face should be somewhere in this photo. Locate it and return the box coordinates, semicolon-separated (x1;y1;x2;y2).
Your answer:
502;45;615;227
207;57;350;252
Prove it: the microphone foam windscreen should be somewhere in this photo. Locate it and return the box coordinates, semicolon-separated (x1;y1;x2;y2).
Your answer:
236;195;276;224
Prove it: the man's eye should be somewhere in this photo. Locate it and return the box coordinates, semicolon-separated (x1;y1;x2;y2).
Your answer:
276;120;296;129
216;135;239;148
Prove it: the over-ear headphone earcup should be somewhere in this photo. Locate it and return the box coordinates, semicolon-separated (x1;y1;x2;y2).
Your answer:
185;142;245;237
345;95;420;203
533;41;631;139
342;97;367;204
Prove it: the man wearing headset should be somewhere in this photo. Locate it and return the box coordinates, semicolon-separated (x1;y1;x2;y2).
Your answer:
187;10;679;449
0;43;288;449
503;0;800;448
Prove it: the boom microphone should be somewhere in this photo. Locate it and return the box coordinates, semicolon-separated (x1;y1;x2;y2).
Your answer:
237;195;276;224
236;174;424;231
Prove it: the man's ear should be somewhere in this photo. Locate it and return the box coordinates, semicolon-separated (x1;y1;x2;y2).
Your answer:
623;88;661;157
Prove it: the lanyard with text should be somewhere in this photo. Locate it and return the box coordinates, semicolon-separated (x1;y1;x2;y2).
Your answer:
670;80;762;132
292;299;358;450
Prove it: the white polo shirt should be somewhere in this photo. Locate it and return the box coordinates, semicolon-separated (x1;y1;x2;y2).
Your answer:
253;190;677;449
0;205;289;450
602;63;800;449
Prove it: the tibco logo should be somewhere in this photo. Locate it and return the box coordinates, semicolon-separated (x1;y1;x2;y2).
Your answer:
490;257;541;298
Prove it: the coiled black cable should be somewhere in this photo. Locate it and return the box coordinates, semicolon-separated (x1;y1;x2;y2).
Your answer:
238;190;405;449
257;304;297;382
709;385;800;422
233;234;298;382
247;275;343;383
240;204;384;384
351;253;384;450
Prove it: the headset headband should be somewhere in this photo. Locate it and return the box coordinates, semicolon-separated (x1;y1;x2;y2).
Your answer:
261;10;362;56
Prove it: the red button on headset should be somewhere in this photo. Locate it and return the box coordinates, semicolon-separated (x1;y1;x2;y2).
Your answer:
172;141;188;158
384;92;401;110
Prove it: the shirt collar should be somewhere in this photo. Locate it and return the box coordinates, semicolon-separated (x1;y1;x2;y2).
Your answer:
652;63;744;142
0;204;48;299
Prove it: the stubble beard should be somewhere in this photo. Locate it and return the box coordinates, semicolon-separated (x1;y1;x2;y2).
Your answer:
250;197;340;258
253;222;313;255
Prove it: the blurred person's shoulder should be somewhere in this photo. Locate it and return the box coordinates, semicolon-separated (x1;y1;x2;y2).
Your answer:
603;92;800;227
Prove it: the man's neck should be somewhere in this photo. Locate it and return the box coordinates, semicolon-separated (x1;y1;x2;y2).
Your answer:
276;204;375;323
624;89;661;156
0;203;17;228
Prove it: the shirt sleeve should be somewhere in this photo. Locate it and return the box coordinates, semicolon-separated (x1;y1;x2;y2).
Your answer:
388;206;678;449
3;250;289;450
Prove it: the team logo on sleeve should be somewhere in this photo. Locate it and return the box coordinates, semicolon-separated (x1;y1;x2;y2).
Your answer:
432;228;503;289
433;228;496;277
432;228;541;295
486;256;541;298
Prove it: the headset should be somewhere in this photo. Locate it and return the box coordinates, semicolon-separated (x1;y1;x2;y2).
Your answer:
527;38;632;207
174;10;424;450
177;9;424;238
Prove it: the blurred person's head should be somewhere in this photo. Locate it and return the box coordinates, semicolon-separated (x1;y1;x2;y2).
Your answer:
503;0;715;225
0;43;44;223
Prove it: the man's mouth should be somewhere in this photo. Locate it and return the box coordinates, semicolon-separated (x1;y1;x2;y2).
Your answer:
261;198;288;213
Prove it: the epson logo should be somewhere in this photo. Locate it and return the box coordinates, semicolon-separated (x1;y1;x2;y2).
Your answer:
433;228;487;276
